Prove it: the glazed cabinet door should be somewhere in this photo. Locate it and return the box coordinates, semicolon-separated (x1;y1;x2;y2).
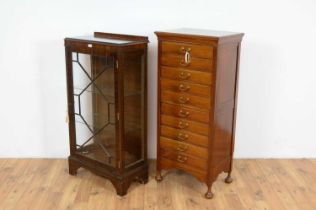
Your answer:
68;51;118;168
120;51;146;168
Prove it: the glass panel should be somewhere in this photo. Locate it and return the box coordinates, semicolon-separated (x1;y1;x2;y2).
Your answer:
123;53;145;167
72;52;116;167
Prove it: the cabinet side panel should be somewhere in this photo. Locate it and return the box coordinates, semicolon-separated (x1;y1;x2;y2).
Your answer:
65;48;76;155
211;42;239;177
156;40;162;172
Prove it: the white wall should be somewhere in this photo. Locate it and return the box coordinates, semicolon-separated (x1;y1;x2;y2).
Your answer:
0;0;316;158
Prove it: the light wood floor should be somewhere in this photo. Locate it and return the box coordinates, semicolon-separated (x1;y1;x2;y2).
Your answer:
0;159;316;210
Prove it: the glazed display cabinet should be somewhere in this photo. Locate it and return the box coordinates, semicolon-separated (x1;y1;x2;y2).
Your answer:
64;32;148;196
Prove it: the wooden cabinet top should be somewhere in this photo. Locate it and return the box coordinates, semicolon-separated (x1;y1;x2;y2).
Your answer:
155;28;244;44
64;32;148;55
65;32;149;47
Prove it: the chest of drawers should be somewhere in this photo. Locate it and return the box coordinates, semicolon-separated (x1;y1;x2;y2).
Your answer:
155;28;244;199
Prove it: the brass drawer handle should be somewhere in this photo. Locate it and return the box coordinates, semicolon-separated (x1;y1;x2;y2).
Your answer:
185;51;191;64
180;47;191;66
180;60;190;67
179;47;191;52
178;84;190;92
177;144;188;152
178;96;190;104
178;110;190;118
177;155;187;163
178;121;189;129
178;133;189;141
179;72;191;79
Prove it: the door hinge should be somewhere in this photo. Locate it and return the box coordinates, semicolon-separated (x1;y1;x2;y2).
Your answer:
116;60;118;69
116;113;120;121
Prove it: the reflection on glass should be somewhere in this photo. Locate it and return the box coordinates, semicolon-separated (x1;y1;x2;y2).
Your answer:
72;52;116;167
123;53;145;167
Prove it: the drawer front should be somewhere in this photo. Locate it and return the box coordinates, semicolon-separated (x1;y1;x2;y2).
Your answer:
161;78;210;97
66;40;93;54
161;115;209;136
161;91;211;110
162;41;213;59
160;158;206;182
161;67;213;86
160;149;207;170
160;137;208;159
65;40;114;56
161;54;212;72
161;125;208;147
161;103;209;124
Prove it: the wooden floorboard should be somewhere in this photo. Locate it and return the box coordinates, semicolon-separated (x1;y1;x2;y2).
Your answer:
0;159;315;210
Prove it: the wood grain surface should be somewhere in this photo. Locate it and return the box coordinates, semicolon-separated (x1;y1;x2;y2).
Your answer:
0;159;316;210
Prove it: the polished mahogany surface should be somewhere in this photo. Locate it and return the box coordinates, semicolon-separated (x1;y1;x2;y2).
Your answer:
65;32;148;196
155;28;244;199
158;28;244;38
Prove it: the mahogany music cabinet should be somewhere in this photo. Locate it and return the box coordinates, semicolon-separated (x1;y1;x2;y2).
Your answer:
155;28;244;198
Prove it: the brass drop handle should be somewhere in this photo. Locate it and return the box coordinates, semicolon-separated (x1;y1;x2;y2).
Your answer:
180;48;191;66
178;96;190;104
184;51;191;64
178;121;189;129
179;72;191;79
177;144;188;152
178;110;190;118
178;84;190;92
178;133;189;141
177;155;187;163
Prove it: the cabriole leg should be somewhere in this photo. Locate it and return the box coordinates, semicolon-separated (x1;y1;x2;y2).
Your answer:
155;170;163;182
225;172;233;184
205;183;214;199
